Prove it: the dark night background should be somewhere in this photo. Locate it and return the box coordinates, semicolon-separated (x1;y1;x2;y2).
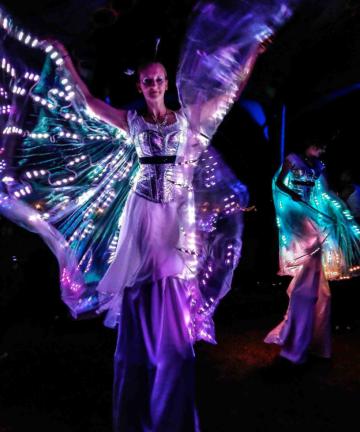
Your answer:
0;1;360;431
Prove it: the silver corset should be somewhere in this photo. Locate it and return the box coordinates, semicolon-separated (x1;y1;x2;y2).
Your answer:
128;110;187;203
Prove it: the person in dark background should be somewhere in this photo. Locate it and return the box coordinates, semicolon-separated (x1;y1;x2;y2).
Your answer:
264;138;360;364
48;31;269;428
0;1;279;430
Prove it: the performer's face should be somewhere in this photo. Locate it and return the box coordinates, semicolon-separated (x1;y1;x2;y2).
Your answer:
137;63;168;102
306;145;326;158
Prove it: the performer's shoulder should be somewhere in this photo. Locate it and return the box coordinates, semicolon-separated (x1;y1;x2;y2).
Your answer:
126;109;139;125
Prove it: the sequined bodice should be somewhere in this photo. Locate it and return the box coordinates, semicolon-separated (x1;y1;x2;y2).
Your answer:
286;153;324;202
127;110;187;203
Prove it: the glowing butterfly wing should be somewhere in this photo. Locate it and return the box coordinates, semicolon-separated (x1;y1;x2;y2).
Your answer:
316;177;360;279
0;6;139;316
176;0;299;139
175;0;301;343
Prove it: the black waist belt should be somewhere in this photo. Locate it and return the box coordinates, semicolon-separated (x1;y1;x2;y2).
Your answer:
292;180;315;187
139;156;176;165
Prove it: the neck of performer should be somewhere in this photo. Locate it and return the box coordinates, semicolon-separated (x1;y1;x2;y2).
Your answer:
146;99;167;120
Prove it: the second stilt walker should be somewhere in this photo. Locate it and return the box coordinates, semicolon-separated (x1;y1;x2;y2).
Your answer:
265;140;360;364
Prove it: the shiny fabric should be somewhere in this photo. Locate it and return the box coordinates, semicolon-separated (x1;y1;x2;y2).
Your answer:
96;113;200;431
113;278;199;432
129;110;188;203
265;247;331;364
97;190;192;329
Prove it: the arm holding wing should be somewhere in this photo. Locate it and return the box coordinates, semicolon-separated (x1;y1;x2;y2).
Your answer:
195;44;263;125
275;157;302;201
51;41;129;133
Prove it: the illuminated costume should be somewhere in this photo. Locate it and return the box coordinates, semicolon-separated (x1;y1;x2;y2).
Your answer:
265;153;360;363
104;110;199;430
1;1;301;430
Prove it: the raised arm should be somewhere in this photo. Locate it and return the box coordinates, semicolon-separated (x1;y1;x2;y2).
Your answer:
51;41;129;133
193;36;273;128
276;158;302;201
197;47;261;123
